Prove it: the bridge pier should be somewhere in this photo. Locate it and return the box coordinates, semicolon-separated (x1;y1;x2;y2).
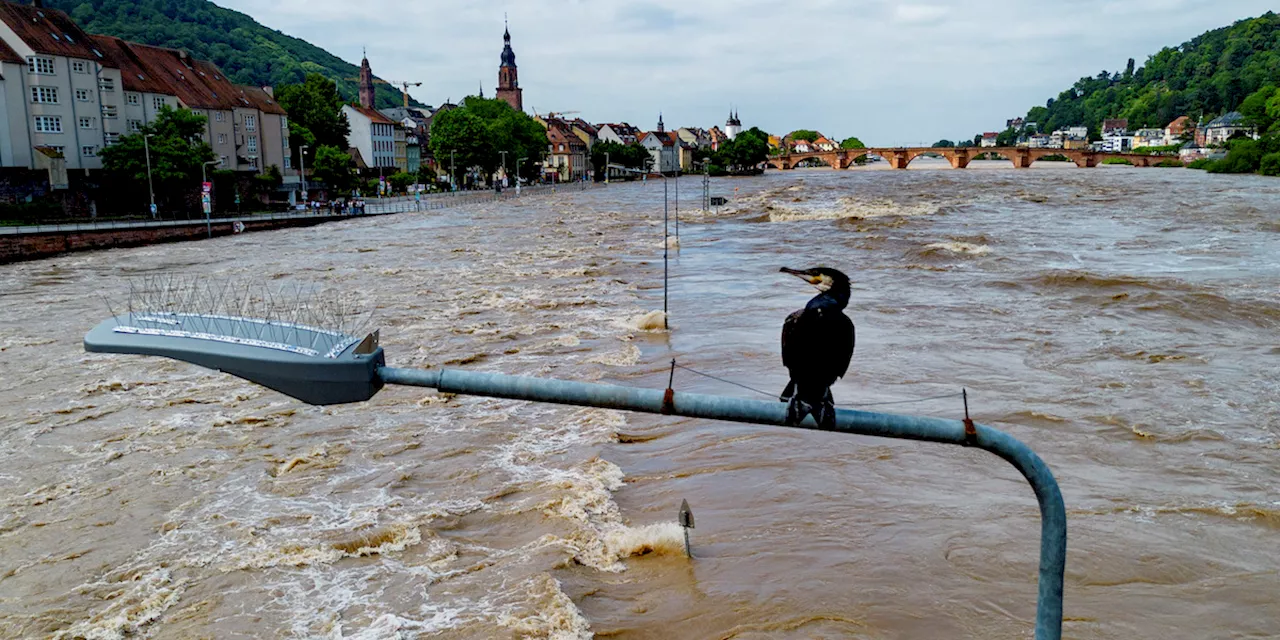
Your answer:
948;151;970;169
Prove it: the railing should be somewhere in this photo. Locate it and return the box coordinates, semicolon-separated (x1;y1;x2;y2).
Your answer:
1;182;607;235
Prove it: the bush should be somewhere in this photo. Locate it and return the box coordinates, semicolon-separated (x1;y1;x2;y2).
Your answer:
1154;158;1184;168
1260;152;1280;176
388;171;414;192
1101;157;1133;165
1186;158;1215;170
1207;138;1263;174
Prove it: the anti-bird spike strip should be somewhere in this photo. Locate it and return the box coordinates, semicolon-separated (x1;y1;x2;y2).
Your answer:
81;281;1066;640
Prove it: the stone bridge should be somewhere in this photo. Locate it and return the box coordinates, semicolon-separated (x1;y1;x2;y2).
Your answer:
766;147;1179;170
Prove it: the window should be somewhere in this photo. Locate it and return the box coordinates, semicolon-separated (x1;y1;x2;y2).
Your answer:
244;114;256;132
81;145;97;157
126;93;140;106
152;96;165;110
72;60;87;73
128;119;142;133
104;132;119;145
98;77;114;92
27;56;55;75
30;86;58;104
78;116;94;129
215;111;225;122
246;135;257;154
216;133;226;145
283;157;291;169
34;115;61;133
76;88;91;102
102;105;118;119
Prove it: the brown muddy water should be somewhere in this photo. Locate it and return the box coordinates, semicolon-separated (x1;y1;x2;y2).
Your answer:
1;161;1278;639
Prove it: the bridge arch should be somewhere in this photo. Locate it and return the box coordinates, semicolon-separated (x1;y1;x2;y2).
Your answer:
842;149;894;167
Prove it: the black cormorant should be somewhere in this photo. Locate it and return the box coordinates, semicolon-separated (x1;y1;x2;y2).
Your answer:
779;267;855;428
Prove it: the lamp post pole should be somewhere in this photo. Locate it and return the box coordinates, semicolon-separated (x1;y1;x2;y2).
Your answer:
450;150;456;192
201;159;220;238
144;133;156;218
605;152;610;184
299;144;308;205
499;150;507;188
516;157;525;196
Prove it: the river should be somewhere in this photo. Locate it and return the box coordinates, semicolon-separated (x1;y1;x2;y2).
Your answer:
1;161;1277;639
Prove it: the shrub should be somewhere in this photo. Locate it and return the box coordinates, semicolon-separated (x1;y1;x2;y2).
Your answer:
1154;158;1184;168
1186;158;1215;170
1101;157;1133;165
1260;152;1280;176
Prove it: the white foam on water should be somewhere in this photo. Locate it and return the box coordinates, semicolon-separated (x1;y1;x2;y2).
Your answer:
53;568;184;640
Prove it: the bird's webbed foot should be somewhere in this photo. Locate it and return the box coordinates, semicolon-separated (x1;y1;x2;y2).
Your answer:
785;396;811;426
779;380;796;403
815;391;837;430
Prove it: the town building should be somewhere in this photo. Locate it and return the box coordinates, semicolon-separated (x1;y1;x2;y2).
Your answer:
1027;134;1052;148
639;119;677;174
1202;112;1255;146
544;118;587;182
981;132;998;147
1164;116;1192;145
668;131;694;171
813;135;837;151
343;104;396;172
0;2;290;185
1102;118;1128;135
597;122;639;145
1133;128;1166;148
724;109;742;140
790;138;812;153
676;126;711;149
495;24;522;111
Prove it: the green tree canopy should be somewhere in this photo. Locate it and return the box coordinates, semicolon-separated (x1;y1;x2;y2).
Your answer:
311;144;355;193
1022;12;1280;133
839;137;866;149
276;73;351;167
590;140;650;180
933;139;955;147
100;106;216;212
789;129;820;142
713;127;769;171
428;96;548;185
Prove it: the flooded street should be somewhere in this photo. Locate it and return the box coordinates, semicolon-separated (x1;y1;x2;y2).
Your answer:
1;162;1278;639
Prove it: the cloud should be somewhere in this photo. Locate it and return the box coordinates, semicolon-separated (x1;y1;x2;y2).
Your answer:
212;0;1278;146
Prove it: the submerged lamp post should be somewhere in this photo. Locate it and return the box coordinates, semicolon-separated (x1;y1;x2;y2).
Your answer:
82;309;1066;639
144;133;156;218
200;159;220;238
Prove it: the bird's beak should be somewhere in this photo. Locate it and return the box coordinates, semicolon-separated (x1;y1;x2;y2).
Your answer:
780;267;818;284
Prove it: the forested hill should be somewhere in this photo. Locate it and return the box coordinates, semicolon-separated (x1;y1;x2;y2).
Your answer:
1026;12;1280;134
46;0;413;109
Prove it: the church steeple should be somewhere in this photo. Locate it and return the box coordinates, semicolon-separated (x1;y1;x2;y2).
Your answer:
358;49;374;109
657;112;664;133
496;18;523;111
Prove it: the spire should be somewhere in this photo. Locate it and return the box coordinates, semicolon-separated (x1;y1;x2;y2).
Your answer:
479;80;484;98
658;112;664;133
504;12;510;41
359;49;375;109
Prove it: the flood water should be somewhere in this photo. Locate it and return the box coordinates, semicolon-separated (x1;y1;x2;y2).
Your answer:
1;160;1278;639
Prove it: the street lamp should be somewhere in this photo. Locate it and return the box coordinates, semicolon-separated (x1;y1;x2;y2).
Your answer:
450;149;456;192
201;158;220;238
499;150;508;187
516;157;525;196
299;144;309;204
605;151;609;184
143;133;156;218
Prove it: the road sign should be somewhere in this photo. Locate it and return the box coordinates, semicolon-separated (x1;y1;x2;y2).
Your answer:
202;181;212;194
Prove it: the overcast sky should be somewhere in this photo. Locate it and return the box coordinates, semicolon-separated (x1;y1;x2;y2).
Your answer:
217;0;1275;146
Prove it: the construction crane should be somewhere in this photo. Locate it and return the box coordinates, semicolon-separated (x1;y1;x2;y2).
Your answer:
344;77;423;108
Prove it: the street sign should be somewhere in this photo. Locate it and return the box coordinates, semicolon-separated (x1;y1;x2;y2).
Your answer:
202;181;212;194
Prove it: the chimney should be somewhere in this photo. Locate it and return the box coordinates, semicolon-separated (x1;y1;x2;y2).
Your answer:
262;86;273;97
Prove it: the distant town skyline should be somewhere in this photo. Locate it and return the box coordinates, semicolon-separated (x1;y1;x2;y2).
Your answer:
215;0;1278;146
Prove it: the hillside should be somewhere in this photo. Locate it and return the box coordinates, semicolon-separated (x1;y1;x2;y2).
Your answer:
1025;12;1280;134
45;0;414;109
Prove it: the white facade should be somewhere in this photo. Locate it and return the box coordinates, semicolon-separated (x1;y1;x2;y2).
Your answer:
639;132;677;173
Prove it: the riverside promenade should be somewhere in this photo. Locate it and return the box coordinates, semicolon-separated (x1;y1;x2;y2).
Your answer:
1;183;594;263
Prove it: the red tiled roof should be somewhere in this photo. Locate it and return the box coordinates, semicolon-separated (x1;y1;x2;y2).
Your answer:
89;35;172;95
0;37;22;64
350;105;396;125
237;85;286;115
0;2;105;61
121;42;245;110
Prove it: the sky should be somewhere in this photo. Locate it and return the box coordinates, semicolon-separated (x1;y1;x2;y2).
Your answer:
216;0;1276;147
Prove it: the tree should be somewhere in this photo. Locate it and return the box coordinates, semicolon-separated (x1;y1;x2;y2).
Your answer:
933;139;955;147
311;144;354;193
387;171;414;193
590;140;650;180
1240;84;1279;131
789;129;820;142
840;137;866;149
276;73;351;169
713;127;769;172
100;106;216;213
428;96;547;185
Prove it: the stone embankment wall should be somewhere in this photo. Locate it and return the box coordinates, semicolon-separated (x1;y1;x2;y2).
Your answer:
0;215;345;264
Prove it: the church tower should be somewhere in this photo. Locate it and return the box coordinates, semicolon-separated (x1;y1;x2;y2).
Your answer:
496;23;523;111
358;50;375;109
